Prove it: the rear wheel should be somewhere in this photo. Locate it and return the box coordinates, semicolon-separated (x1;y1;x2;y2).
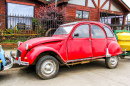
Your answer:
36;55;59;80
105;56;119;69
120;55;125;59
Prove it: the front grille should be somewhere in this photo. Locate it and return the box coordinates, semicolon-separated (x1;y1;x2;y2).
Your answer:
16;49;22;57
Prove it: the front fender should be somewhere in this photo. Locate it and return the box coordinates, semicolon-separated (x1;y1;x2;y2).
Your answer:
108;41;122;56
25;45;67;65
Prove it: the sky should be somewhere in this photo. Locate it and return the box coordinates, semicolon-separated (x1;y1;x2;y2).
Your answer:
123;0;130;19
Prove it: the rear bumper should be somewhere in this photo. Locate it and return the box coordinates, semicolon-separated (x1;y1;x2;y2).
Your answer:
3;55;13;70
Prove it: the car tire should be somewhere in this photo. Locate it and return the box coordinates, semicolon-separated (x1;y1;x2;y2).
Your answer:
105;56;119;69
120;55;125;59
36;55;59;80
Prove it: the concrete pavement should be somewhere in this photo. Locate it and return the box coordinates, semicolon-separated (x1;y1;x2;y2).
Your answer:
0;49;130;86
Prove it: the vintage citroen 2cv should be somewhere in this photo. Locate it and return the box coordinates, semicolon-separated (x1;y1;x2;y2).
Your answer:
12;21;122;79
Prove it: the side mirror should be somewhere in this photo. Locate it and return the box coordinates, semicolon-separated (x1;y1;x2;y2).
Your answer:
73;33;79;37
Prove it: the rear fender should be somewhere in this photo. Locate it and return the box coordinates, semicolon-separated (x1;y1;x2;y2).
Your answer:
0;49;6;66
25;45;67;65
108;41;122;56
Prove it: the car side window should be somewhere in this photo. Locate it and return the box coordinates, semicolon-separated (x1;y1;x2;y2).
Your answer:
103;26;114;38
91;25;105;38
73;24;90;38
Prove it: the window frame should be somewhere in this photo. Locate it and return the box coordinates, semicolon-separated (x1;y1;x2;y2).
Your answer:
76;10;89;19
73;24;90;38
6;2;35;29
103;26;114;38
91;25;106;38
7;2;35;17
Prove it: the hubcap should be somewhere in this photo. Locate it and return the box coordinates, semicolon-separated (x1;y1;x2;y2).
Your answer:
109;56;118;66
41;60;56;76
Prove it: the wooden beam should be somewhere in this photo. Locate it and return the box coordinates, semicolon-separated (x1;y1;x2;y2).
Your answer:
100;0;108;9
86;0;88;7
109;0;111;11
98;9;101;21
92;0;98;8
119;0;130;12
38;0;69;4
98;0;100;8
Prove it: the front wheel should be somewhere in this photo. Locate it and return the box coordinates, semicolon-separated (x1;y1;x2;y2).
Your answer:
36;55;59;80
105;56;119;69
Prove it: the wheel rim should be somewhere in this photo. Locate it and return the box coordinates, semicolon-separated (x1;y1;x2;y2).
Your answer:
109;56;118;66
41;60;56;77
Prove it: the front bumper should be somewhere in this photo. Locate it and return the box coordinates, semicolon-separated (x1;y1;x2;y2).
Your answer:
13;57;29;66
11;51;29;66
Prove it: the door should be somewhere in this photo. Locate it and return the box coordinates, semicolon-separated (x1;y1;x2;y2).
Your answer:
67;24;92;60
91;25;106;57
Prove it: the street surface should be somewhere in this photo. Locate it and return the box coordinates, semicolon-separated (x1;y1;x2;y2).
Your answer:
0;49;130;86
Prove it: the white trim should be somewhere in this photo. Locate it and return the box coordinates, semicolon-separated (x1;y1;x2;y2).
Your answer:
106;48;111;57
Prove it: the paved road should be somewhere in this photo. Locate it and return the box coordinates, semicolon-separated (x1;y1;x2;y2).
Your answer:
0;50;130;86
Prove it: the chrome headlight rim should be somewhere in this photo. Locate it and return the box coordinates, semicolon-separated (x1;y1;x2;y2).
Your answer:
18;41;20;47
25;44;29;50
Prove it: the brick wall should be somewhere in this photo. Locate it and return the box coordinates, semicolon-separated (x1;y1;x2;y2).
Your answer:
0;0;6;13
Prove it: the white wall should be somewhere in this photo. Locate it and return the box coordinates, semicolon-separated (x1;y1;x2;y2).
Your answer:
68;0;86;6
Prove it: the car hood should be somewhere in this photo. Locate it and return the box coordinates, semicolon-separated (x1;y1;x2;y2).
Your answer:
18;37;65;50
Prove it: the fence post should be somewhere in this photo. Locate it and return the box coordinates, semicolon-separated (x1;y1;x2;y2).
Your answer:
37;18;40;37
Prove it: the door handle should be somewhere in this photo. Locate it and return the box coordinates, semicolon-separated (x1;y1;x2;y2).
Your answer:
89;39;91;41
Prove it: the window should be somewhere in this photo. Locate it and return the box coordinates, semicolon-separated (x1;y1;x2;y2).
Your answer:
54;25;74;35
68;0;86;6
7;3;34;29
73;25;90;38
91;25;105;38
76;10;89;19
103;26;114;38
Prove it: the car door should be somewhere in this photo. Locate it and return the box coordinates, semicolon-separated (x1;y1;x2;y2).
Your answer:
67;24;92;61
90;24;106;57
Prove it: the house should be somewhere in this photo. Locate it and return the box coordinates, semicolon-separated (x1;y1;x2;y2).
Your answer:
39;0;130;25
0;0;130;32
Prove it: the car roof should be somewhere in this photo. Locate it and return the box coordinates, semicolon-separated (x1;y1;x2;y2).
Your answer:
60;21;105;26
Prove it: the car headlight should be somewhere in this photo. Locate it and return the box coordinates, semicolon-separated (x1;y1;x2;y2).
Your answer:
25;44;29;50
0;45;2;52
18;41;23;46
25;43;32;50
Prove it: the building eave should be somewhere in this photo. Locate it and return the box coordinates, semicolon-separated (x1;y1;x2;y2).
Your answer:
119;0;130;12
38;0;69;4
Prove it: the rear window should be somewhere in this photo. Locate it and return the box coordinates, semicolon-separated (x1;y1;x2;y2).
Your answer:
91;25;105;38
103;26;114;38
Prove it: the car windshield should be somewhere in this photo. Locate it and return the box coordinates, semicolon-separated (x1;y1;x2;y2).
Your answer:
54;25;74;35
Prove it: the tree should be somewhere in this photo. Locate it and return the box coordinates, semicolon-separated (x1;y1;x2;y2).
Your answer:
35;3;66;36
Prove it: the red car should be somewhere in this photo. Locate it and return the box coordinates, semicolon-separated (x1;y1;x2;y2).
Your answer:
13;21;122;79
